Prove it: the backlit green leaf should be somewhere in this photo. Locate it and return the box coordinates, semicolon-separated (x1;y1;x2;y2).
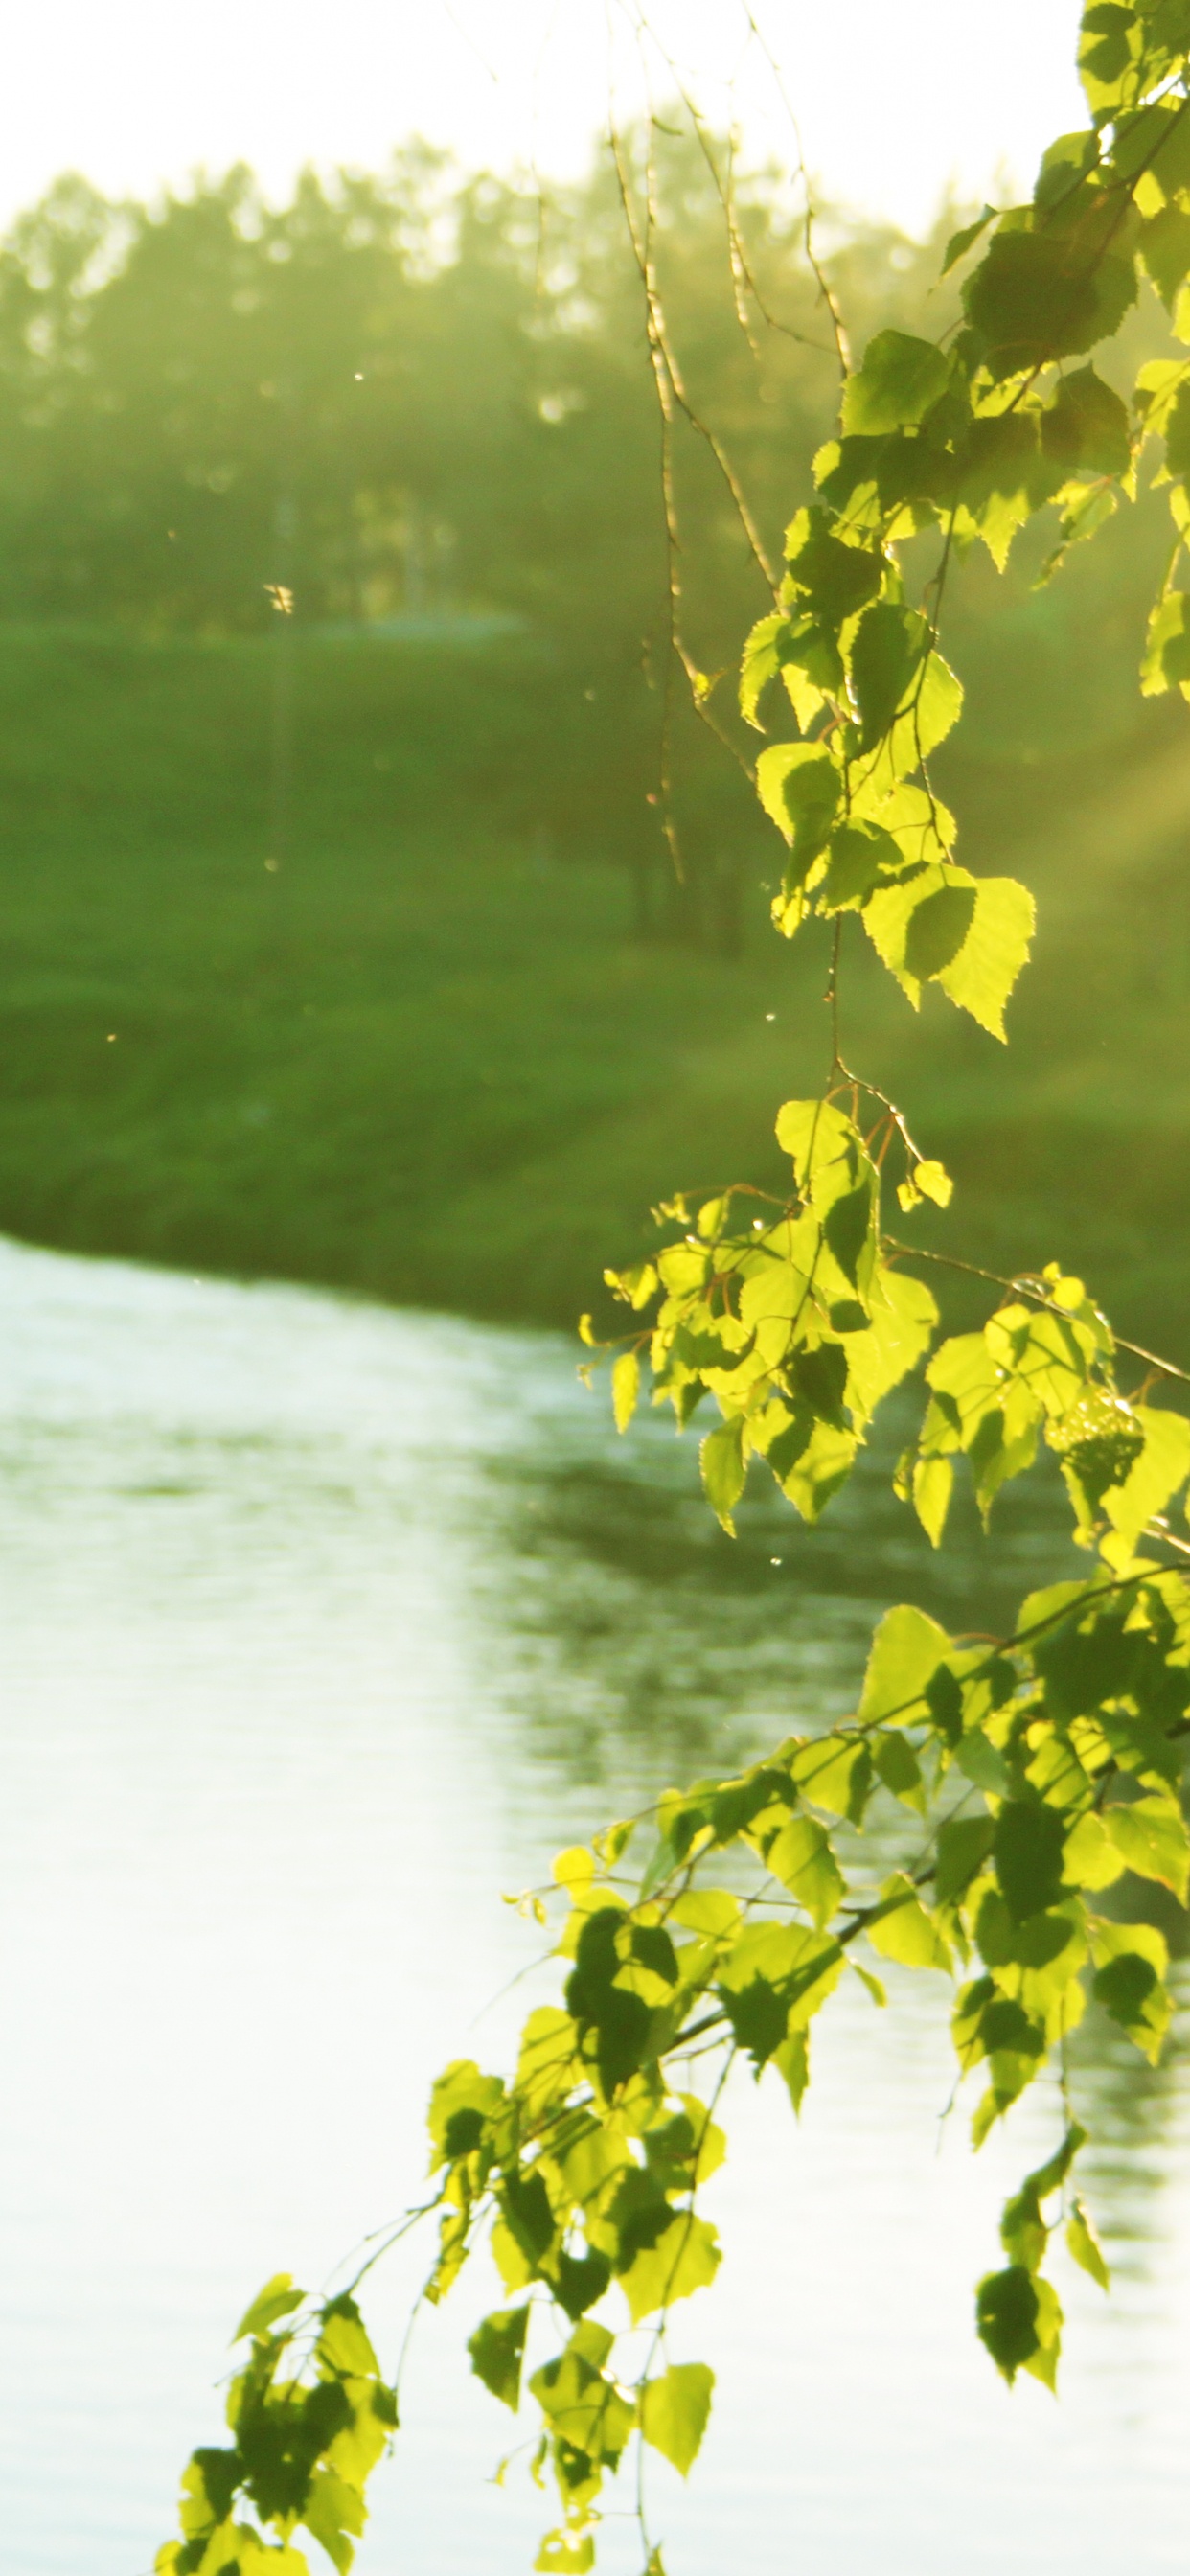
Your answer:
841;330;950;433
859;1602;951;1724
1091;1920;1172;2063
994;1801;1067;1922
1102;1795;1190;1900
469;2305;530;2412
639;2363;714;2476
618;2213;721;2326
611;1351;639;1435
766;1813;845;1927
848;601;929;750
942;206;996;275
965;225;1137;379
865;1873;951;1970
1140;589;1190;697
755;743;841;880
1065;2198;1110;2289
699;1414;745;1533
234;2276;306;2343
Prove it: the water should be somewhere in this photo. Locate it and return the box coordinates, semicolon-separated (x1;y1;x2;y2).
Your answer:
1;1234;1187;2576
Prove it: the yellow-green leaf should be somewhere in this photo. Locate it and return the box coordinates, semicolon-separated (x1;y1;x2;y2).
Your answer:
841;329;950;433
699;1414;746;1532
865;1872;951;1970
639;2362;714;2476
755;742;840;879
1103;1795;1190;1902
859;1602;951;1723
1065;2197;1110;2289
619;2213;721;2325
766;1813;845;1928
233;2274;305;2342
612;1350;640;1434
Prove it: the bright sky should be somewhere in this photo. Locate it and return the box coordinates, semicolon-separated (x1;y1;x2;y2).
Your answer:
2;0;1086;238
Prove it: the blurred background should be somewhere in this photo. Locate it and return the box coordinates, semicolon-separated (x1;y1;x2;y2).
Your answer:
3;10;1190;2576
0;0;1183;1350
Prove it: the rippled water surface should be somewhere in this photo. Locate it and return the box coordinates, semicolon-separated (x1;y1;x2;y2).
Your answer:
1;1236;1187;2575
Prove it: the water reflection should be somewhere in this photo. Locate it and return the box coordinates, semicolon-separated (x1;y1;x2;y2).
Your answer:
0;1237;1186;2576
479;1386;1084;1797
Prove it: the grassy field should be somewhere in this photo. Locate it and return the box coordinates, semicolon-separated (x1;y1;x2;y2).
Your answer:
1;617;1189;1357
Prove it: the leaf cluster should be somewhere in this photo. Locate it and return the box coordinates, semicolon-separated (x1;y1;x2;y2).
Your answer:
155;2283;398;2576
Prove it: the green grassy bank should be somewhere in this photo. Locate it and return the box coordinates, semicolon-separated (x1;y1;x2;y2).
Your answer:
1;620;1188;1356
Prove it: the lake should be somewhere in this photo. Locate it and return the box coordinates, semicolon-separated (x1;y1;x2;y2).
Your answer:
1;1233;1187;2576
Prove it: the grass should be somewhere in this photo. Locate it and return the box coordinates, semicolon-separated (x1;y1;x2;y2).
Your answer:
1;617;1189;1358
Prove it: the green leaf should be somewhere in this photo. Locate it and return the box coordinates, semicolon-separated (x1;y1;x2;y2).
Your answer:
849;601;929;750
1036;476;1118;585
773;1416;858;1523
772;2029;810;2110
791;1733;873;1823
1062;1809;1127;1892
935;1814;996;1904
773;1095;865;1204
915;1159;953;1208
1102;1795;1190;1901
426;2060;505;2167
905;883;977;981
853;648;964;794
766;1813;845;1927
934;876;1036;1037
975;2265;1043;2382
866;1872;951;1970
1100;1403;1190;1554
605;1260;657;1310
1139;199;1190;307
1091;1920;1172;2064
913;1454;953;1547
612;1351;639;1434
639;2363;714;2476
942;206;996;276
1041;364;1131;476
233;2275;305;2343
784;506;884;624
699;1414;745;1533
755;742;841;881
1140;589;1190;697
859;1602;951;1724
823;1178;874;1287
873;1728;925;1810
994;1801;1067;1922
816;819;903;911
553;2249;613;2323
618;2213;721;2326
469;2304;529;2412
975;2258;1064;2387
841;1264;938;1427
841;330;950;434
868;867;1035;1038
317;2294;381;2380
1065;2198;1110;2290
302;2467;365;2576
965;226;1137;380
739;611;784;727
717;1919;845;2062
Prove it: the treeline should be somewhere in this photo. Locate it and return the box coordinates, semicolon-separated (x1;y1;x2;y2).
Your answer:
0;136;1174;937
0;140;941;645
